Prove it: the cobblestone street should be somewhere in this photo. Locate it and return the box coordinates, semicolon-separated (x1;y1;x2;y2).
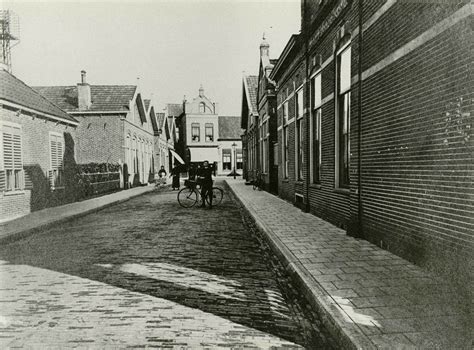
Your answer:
0;185;333;349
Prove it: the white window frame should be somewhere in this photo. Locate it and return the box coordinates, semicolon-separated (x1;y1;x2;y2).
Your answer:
295;87;304;181
1;121;24;192
335;42;351;189
310;71;322;184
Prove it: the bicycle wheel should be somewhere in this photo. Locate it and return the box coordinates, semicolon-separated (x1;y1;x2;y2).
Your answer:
206;187;223;206
178;187;198;208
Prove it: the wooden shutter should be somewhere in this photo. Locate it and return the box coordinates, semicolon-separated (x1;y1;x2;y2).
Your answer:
1;124;23;190
3;131;13;170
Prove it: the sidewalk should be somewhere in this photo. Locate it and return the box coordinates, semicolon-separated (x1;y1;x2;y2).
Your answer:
0;186;156;244
226;179;472;349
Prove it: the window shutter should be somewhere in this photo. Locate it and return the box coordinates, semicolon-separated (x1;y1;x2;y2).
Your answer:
48;169;54;188
57;140;63;168
0;170;5;191
13;133;22;170
51;139;58;169
3;132;13;170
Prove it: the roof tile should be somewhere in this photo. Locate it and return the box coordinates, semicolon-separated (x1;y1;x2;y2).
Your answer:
0;70;77;123
33;85;136;112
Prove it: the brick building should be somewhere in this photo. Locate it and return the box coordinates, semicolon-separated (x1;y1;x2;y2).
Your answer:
270;0;473;283
241;37;279;193
241;74;258;181
174;87;243;175
0;68;78;221
35;71;155;188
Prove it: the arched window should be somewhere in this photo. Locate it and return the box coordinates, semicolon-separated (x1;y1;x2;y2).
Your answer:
199;102;205;113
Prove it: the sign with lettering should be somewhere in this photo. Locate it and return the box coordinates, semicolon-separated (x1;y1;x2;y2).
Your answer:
308;0;350;48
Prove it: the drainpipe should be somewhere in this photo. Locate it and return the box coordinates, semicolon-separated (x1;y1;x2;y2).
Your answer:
304;0;311;213
357;0;363;236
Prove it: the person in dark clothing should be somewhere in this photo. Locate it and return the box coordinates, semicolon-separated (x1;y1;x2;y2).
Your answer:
157;165;167;187
170;165;181;190
197;160;214;208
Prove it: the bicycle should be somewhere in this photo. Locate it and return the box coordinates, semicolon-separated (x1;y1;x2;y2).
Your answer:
253;171;263;191
177;179;224;208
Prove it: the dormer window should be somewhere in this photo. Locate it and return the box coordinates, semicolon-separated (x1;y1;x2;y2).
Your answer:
199;102;205;113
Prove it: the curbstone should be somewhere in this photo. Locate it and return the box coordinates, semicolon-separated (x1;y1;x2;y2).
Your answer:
0;187;156;245
224;180;376;350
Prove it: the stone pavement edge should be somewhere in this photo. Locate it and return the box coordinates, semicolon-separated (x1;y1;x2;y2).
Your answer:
225;179;472;350
0;185;157;244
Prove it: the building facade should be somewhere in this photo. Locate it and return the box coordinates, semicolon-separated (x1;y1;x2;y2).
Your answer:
241;38;279;193
270;0;473;283
175;87;242;175
241;75;258;182
35;71;155;188
0;68;78;221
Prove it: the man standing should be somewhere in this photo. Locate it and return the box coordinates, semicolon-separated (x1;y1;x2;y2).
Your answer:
198;160;214;208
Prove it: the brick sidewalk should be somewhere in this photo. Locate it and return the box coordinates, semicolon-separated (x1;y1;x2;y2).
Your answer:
0;186;156;243
226;179;472;349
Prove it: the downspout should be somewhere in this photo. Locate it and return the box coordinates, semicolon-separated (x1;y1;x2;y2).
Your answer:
304;0;311;213
357;0;363;236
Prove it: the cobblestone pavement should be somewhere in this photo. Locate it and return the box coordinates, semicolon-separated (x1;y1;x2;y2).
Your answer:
227;180;473;350
0;184;334;349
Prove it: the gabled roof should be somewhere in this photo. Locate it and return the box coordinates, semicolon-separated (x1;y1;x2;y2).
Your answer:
0;69;77;125
244;75;258;114
219;116;243;140
269;34;301;82
33;85;137;113
144;99;151;111
156;112;166;130
136;93;147;123
149;105;159;135
166;103;183;117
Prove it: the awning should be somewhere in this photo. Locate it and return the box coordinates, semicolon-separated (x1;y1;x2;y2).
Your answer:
170;149;185;164
189;147;219;163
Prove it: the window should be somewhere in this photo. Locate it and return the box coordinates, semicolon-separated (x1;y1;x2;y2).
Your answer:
296;88;304;119
199;102;205;113
311;73;322;183
222;149;232;170
296;118;304;180
205;123;214;142
283;127;288;178
283;101;289;124
49;132;64;189
336;44;351;188
1;123;23;191
236;149;243;169
191;123;200;142
296;88;304;180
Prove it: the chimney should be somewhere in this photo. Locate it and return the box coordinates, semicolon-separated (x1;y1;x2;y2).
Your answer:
77;70;91;110
260;34;270;58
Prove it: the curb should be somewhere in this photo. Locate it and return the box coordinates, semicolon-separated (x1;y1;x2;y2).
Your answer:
224;180;376;350
0;187;156;245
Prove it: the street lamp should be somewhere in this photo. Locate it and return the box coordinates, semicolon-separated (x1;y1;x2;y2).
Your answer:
232;142;237;179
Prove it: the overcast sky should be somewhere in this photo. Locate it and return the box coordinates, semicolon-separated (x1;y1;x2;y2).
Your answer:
4;0;301;115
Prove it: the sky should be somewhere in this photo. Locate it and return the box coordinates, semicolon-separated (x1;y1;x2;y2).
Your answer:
3;0;301;115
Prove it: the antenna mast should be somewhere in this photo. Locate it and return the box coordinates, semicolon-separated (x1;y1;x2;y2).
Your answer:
0;10;20;72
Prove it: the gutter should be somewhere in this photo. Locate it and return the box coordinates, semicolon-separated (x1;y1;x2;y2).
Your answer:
304;0;311;213
0;99;79;127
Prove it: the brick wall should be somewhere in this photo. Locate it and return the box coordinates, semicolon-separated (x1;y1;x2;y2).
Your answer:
355;0;473;281
73;114;123;164
288;0;474;284
0;106;77;221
